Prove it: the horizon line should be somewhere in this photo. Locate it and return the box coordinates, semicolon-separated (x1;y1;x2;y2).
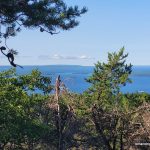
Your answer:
0;64;150;67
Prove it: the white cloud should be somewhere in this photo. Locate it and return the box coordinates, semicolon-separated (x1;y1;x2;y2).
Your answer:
79;55;93;59
53;54;64;59
38;54;94;60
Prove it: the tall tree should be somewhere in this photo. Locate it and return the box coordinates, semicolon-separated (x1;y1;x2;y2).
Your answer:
86;47;132;107
86;48;133;149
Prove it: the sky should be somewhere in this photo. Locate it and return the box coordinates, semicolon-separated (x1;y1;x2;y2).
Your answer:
1;0;150;66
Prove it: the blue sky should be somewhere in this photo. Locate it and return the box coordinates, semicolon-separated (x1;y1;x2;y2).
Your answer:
1;0;150;66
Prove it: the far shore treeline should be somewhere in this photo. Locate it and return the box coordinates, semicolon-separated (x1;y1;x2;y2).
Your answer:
0;48;150;150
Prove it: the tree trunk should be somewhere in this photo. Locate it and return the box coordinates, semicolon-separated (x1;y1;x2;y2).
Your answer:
55;75;62;150
92;106;112;150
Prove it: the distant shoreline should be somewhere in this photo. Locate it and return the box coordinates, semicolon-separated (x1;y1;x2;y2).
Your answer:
0;65;150;67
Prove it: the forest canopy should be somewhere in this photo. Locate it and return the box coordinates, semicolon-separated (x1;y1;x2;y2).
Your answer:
0;49;149;150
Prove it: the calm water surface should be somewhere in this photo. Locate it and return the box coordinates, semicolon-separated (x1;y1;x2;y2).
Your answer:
0;65;150;93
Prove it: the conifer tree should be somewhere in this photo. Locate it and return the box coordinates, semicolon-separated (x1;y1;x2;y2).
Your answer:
0;0;87;66
86;47;132;107
86;48;133;149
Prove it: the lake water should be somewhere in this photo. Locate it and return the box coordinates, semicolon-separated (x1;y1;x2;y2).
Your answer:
0;65;150;93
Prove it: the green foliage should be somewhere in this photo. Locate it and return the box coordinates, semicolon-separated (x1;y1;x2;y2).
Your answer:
0;50;149;149
0;69;53;149
86;47;132;108
125;92;150;107
0;0;87;37
84;48;150;150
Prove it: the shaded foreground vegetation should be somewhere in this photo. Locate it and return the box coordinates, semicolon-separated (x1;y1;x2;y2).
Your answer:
0;48;150;150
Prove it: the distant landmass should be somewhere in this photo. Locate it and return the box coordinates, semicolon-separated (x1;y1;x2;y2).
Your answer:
0;65;150;93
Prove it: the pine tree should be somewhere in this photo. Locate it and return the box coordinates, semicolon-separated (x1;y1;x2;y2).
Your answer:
0;0;87;36
0;0;87;66
86;47;132;107
86;48;133;149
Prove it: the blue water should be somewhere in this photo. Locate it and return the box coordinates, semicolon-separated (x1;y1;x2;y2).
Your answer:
0;65;150;93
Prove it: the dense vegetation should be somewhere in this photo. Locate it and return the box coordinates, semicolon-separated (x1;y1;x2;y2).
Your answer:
1;1;149;149
0;48;149;150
